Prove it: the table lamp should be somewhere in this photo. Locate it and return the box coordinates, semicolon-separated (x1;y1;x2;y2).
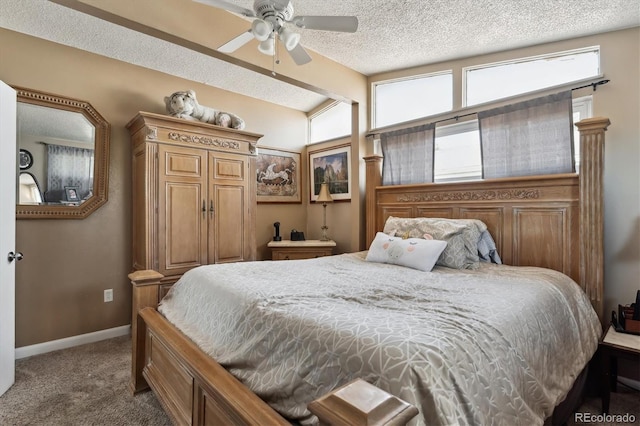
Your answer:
317;183;334;241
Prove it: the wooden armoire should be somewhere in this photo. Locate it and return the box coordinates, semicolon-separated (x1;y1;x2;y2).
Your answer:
127;112;262;285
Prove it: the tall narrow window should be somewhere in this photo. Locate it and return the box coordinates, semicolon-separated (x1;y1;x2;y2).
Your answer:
464;47;600;106
373;72;452;129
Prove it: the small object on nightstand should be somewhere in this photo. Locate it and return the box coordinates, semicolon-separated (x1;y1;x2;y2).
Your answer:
599;325;640;414
273;222;282;241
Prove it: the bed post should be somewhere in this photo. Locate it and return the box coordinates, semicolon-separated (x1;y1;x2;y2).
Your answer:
364;155;383;247
575;117;610;328
128;269;164;394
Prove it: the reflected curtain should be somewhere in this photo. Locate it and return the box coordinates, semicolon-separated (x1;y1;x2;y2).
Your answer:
478;91;574;179
380;123;435;185
47;145;93;198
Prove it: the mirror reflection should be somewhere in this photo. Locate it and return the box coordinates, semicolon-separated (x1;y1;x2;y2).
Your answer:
17;103;95;205
14;86;110;220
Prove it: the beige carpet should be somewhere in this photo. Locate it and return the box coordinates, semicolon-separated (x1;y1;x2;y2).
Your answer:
0;336;171;426
1;335;638;425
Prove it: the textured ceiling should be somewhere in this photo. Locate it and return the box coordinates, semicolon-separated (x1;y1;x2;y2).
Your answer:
1;0;638;112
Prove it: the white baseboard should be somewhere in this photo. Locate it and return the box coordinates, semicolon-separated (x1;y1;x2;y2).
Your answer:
15;325;131;360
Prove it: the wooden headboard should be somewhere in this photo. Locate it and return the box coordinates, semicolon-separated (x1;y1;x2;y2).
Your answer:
365;117;610;325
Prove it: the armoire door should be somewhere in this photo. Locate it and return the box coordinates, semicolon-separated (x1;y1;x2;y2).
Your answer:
158;144;208;276
208;152;249;264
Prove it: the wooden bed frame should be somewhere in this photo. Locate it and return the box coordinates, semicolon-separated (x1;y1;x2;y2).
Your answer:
129;117;610;425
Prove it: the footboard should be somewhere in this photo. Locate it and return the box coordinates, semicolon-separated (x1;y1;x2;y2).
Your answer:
129;270;418;426
140;307;288;425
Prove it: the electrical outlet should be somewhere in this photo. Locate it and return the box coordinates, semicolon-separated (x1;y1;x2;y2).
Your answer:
104;289;113;303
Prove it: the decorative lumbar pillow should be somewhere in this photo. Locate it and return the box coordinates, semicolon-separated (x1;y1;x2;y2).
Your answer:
383;217;487;270
165;90;246;130
366;232;447;272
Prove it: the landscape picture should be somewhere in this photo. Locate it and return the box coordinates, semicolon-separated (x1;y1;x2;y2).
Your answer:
309;145;351;201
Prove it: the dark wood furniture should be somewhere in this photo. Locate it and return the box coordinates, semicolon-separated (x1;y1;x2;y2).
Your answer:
267;239;336;260
599;325;640;414
130;117;610;425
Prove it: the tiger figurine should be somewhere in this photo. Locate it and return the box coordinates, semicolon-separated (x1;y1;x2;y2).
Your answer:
164;90;246;130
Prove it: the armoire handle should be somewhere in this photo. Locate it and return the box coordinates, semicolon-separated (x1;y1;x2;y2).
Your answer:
202;200;206;213
210;200;214;216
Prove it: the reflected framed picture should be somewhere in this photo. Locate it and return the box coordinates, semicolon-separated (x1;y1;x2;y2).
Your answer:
64;186;80;203
256;147;301;203
309;144;351;201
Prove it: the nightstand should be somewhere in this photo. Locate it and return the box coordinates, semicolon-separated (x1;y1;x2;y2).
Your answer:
267;240;336;260
599;325;640;414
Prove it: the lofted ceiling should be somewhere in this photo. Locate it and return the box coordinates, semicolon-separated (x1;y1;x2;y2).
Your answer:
1;0;638;112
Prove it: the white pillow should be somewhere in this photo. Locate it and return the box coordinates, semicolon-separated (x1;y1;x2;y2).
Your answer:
366;232;447;272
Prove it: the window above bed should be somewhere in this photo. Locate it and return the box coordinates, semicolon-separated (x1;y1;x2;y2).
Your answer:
463;46;601;107
433;95;592;182
372;71;453;129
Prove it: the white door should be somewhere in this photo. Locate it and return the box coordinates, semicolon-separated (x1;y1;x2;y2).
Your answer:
0;80;17;396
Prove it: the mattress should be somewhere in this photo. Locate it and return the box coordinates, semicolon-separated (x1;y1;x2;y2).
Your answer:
158;252;601;425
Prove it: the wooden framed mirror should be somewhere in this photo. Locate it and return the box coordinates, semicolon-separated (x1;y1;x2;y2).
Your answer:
14;86;110;219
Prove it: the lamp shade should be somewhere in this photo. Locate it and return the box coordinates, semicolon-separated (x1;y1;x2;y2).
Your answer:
317;183;333;203
280;28;301;51
251;19;272;42
258;37;275;55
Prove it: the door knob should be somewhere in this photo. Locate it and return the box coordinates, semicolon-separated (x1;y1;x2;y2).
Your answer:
7;251;23;262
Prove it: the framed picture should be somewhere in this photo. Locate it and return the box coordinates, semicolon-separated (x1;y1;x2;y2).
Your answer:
64;186;80;203
309;144;351;201
256;147;301;203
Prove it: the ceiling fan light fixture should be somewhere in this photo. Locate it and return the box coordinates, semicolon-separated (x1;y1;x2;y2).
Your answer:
280;28;301;51
251;19;272;41
258;37;275;55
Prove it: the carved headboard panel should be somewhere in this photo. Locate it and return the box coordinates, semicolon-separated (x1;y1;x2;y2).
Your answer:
373;174;579;282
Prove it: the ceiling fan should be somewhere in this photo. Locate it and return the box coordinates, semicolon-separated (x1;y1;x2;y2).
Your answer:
194;0;358;66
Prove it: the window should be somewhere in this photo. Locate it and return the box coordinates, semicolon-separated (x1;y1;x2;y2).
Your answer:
464;47;600;107
373;71;453;129
433;96;593;182
434;121;481;182
309;102;352;144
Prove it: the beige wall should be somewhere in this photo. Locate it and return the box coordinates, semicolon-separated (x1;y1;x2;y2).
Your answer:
369;27;640;318
1;28;313;346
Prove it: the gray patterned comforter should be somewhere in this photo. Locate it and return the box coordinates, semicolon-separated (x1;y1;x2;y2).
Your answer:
158;252;601;426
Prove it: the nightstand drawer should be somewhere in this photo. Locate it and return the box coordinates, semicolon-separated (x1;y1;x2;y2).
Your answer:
272;248;334;260
268;239;336;261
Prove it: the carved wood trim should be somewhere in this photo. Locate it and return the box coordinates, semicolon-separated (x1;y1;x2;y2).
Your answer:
364;155;383;247
576;117;610;324
167;132;241;150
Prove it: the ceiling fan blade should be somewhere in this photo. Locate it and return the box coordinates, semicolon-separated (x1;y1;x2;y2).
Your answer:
287;43;312;65
192;0;255;17
218;30;255;53
291;16;358;33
